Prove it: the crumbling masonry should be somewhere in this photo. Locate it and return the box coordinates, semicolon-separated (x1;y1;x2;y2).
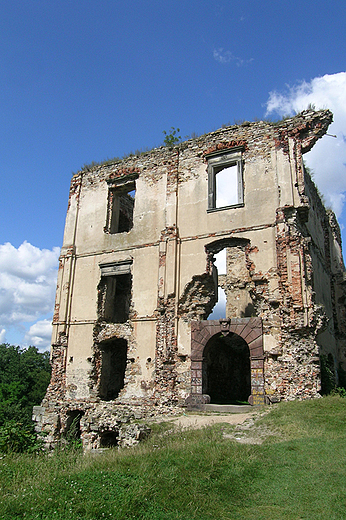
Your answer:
33;110;346;449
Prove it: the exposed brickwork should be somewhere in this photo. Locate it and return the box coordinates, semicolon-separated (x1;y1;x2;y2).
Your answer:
44;341;67;402
154;295;179;404
107;167;140;181
52;303;60;324
35;109;346;450
203;140;248;157
178;274;217;322
274;109;333;154
67;172;83;211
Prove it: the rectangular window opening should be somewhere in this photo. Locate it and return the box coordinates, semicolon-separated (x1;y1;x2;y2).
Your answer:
215;164;238;208
98;261;132;323
207;149;243;211
105;177;137;234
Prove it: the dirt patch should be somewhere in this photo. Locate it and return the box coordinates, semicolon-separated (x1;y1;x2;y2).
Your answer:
223;414;275;444
168;413;253;429
151;408;274;445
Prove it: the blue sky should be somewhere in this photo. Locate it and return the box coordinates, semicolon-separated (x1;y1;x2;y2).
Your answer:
1;0;346;349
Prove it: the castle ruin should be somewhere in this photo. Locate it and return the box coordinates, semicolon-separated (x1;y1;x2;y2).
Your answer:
33;109;346;449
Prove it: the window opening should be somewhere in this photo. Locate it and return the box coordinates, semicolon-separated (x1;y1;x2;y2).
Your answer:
98;338;128;401
99;273;132;323
109;186;136;233
207;149;243;211
206;238;254;320
105;175;138;234
215;164;238;208
98;260;132;323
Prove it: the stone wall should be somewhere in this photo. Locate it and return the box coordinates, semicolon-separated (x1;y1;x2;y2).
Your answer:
35;109;346;450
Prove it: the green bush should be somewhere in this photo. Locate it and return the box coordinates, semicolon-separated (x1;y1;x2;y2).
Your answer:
332;386;346;398
0;420;43;453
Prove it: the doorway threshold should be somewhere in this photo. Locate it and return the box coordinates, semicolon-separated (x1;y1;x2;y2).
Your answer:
201;404;253;413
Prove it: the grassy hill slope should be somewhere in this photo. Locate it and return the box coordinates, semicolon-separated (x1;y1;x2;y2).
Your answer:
0;396;346;519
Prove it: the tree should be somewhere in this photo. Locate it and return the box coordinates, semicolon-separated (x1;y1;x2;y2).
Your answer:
163;127;181;147
0;344;51;427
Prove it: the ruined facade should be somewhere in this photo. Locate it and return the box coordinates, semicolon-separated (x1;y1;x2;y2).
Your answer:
34;109;346;449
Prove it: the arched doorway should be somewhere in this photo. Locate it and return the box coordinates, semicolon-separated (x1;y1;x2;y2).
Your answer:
203;332;251;404
188;318;265;407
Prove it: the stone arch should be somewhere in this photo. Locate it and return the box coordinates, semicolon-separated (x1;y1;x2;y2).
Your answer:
189;318;264;406
205;236;250;255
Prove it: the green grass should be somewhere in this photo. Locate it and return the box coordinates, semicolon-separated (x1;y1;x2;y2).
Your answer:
0;396;346;519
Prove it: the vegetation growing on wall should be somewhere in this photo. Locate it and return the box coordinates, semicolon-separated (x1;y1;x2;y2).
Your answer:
162;127;181;146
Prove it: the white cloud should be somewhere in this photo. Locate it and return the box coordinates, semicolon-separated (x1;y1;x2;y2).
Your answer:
24;319;52;351
0;241;59;349
0;329;6;343
213;48;253;67
265;72;346;217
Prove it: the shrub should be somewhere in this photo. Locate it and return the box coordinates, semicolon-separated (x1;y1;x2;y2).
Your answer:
163;127;181;146
0;420;43;454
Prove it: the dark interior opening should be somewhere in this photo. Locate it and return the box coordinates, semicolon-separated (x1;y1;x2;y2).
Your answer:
109;185;135;234
98;338;128;401
98;273;132;323
203;332;251;404
320;352;336;394
65;410;84;439
100;430;119;448
118;191;135;232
